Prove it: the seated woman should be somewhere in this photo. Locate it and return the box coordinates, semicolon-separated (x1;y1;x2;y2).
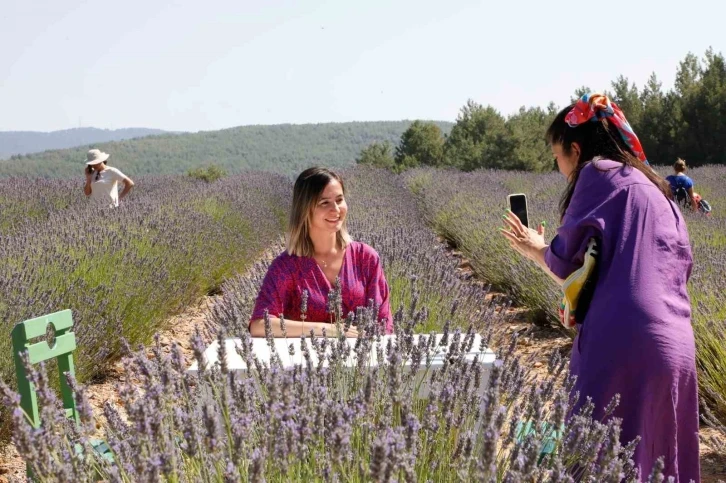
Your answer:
249;167;393;337
665;158;699;211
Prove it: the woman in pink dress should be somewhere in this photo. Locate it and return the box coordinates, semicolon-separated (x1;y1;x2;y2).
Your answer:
249;167;393;337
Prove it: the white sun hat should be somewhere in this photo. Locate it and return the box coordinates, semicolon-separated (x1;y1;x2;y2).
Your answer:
85;149;110;165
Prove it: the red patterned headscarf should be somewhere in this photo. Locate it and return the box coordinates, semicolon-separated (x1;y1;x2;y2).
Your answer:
565;93;649;165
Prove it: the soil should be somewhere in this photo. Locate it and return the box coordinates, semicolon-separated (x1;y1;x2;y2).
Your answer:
1;242;724;482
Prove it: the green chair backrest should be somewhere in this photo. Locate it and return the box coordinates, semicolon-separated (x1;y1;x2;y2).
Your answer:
11;309;79;428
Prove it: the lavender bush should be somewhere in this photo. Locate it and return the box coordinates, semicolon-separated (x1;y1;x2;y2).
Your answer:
0;173;291;440
405;165;726;424
1;297;657;482
0;177;84;234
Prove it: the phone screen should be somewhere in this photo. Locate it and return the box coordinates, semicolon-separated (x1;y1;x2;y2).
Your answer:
509;194;529;228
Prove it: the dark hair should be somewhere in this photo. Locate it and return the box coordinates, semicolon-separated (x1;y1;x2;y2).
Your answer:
674;158;687;173
94;161;108;180
287;167;351;256
546;104;671;218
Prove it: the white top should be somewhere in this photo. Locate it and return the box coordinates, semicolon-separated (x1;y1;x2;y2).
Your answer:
90;167;127;208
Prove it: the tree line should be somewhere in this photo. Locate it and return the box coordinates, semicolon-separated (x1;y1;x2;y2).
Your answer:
0;121;451;178
358;48;726;172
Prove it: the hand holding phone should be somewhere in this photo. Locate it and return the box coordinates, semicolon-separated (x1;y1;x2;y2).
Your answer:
507;193;529;228
86;165;93;175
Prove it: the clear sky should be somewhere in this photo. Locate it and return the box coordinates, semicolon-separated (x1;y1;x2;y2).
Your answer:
2;0;723;132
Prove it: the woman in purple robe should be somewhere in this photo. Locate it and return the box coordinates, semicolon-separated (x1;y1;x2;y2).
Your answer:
501;94;700;482
250;167;393;337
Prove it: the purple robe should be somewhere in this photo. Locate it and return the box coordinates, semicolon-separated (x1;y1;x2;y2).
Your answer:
251;241;393;333
545;159;700;481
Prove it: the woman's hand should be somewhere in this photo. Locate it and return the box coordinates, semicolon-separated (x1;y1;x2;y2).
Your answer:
499;210;547;261
499;211;565;286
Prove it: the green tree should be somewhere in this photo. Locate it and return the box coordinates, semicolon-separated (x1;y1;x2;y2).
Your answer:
676;49;726;165
356;141;395;169
571;86;593;103
394;121;445;169
500;107;556;172
187;164;227;182
444;100;508;171
611;75;643;130
674;52;701;95
637;73;677;164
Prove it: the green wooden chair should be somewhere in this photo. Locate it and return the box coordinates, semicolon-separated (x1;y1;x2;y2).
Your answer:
11;309;113;477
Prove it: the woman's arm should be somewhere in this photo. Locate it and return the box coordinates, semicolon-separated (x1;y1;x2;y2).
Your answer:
249;317;358;338
530;246;565;286
84;170;92;196
687;187;698;211
501;212;564;286
362;246;394;334
119;177;135;200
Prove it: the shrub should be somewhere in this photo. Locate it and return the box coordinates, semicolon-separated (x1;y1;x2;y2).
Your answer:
187;164;228;183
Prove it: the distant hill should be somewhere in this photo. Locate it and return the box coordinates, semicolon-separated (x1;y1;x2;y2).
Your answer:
0;121;453;178
0;127;169;160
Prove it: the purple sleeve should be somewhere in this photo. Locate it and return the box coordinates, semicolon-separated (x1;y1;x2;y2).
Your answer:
250;256;293;326
545;225;601;280
544;165;610;280
364;247;393;334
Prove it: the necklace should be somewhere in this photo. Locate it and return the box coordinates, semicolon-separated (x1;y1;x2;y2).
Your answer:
315;246;340;269
315;253;332;268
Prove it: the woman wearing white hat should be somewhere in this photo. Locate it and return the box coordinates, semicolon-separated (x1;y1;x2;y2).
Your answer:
83;149;134;207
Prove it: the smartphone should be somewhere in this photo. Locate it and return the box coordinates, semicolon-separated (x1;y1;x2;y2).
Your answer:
86;165;93;174
507;193;529;228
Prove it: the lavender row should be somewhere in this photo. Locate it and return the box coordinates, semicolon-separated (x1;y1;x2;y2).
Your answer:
1;295;655;482
405;165;726;424
0;173;291;439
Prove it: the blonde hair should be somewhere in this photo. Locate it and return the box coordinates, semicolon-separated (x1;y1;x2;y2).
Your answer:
287;167;352;257
674;158;687;173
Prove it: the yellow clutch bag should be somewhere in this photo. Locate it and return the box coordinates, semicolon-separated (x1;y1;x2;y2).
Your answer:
558;238;599;328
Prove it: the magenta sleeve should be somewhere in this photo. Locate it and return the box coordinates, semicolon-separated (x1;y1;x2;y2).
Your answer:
250;257;292;327
364;249;393;334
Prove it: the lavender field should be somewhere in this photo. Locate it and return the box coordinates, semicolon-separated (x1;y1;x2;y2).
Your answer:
0;174;290;438
405;165;726;425
1;166;724;480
